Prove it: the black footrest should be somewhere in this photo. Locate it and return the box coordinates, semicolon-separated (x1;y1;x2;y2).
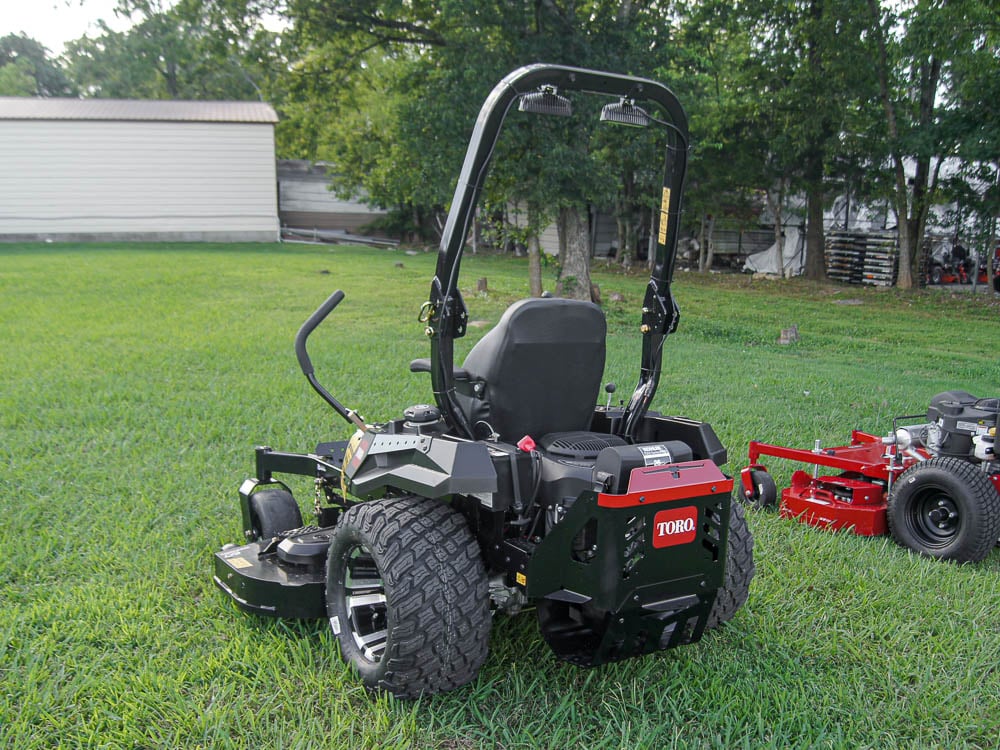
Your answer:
277;527;336;566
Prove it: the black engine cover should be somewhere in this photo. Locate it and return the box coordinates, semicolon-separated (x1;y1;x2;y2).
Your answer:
927;391;999;458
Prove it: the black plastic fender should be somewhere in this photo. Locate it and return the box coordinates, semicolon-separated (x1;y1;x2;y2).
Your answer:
345;431;498;499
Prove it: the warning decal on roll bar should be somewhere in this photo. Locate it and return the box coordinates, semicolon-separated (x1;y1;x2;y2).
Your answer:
657;187;671;245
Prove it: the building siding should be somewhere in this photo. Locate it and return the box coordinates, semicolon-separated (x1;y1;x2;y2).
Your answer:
276;160;388;235
0;119;279;241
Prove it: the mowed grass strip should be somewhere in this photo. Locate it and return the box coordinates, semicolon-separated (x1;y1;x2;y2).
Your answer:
1;242;998;749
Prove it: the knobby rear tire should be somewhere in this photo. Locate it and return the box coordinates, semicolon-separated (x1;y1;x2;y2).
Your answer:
707;500;755;629
325;495;490;699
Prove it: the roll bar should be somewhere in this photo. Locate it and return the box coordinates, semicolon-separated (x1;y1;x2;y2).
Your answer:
424;64;688;441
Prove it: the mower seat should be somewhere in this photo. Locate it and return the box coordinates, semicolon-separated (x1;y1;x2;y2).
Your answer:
455;297;606;442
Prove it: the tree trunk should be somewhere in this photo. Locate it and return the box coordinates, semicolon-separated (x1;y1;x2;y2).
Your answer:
988;163;999;292
615;210;626;263
615;168;636;265
471;206;478;254
805;188;826;280
702;214;716;272
766;183;785;275
557;205;592;300
556;209;569;269
697;214;707;271
616;212;636;267
527;204;543;297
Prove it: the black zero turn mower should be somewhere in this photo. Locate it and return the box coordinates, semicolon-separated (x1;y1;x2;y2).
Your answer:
214;64;755;699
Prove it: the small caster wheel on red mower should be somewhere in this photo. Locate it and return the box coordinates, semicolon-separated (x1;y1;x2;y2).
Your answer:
743;469;778;510
887;456;1000;563
248;488;303;541
325;495;490;699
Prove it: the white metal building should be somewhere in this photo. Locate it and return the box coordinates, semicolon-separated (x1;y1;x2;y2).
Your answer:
0;98;280;242
277;160;388;235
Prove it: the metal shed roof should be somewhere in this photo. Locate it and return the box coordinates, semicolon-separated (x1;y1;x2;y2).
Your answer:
0;97;278;123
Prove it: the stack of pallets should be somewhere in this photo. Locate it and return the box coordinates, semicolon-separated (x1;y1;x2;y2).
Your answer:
825;230;898;286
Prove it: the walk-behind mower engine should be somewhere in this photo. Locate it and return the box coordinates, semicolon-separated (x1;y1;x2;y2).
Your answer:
212;65;755;699
742;390;1000;563
904;392;999;463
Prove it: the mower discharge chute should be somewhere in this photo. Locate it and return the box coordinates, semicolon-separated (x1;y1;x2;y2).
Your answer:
214;64;755;698
741;391;1000;563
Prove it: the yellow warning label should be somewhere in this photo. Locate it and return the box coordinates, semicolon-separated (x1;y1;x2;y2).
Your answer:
229;557;252;569
515;572;527;587
658;187;671;244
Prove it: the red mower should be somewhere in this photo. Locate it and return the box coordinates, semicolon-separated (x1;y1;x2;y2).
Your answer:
740;391;1000;562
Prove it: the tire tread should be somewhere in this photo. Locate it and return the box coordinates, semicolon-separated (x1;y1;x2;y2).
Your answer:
887;456;1000;563
707;500;755;628
327;495;490;698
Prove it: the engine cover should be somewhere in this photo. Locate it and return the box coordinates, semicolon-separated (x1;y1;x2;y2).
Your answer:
927;391;999;459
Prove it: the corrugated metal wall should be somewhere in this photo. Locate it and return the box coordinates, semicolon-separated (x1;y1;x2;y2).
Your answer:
0;120;279;242
277;160;387;234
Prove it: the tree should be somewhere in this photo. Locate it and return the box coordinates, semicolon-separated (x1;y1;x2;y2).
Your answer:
857;0;997;288
0;58;36;96
937;1;999;285
716;0;877;281
262;0;669;299
63;1;281;100
667;2;768;272
0;34;77;97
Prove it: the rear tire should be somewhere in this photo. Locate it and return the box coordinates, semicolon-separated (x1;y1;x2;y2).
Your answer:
887;457;1000;562
706;500;755;628
248;488;302;540
325;495;490;699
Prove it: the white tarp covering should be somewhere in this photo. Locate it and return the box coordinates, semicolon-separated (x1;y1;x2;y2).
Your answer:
744;224;806;276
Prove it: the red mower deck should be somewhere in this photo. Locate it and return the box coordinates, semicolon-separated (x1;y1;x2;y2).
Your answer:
743;431;929;535
739;392;1000;563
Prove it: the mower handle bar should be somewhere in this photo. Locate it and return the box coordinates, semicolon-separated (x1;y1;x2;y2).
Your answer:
295;289;344;376
294;290;365;430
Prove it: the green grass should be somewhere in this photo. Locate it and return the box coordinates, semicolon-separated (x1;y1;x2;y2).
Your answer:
1;242;998;749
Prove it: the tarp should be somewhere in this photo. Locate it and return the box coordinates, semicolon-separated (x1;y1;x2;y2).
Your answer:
744;225;805;276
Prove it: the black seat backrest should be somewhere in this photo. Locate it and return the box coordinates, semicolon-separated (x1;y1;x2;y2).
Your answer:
458;298;606;441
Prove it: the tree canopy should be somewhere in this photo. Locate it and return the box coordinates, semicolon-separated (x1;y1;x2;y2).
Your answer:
5;0;997;290
0;34;77;96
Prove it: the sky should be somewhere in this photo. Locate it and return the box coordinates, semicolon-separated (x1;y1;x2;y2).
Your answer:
1;0;136;55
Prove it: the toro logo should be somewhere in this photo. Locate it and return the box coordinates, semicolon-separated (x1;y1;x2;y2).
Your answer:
652;506;699;548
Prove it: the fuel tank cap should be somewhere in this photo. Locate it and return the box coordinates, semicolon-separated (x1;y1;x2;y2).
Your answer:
403;404;441;424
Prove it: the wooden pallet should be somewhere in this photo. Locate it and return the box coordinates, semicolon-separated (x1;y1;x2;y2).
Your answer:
826;230;898;286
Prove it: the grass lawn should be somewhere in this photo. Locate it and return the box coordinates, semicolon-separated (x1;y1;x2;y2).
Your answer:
1;241;998;749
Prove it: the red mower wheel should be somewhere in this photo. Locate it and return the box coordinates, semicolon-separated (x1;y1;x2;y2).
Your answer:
887;457;1000;563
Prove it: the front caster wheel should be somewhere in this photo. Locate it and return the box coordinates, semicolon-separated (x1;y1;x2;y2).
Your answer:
248;488;302;541
325;495;490;699
743;469;778;510
887;457;1000;562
